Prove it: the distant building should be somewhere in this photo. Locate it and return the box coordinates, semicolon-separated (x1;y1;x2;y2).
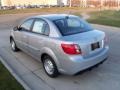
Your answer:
0;0;58;6
57;0;68;6
0;0;120;7
71;0;81;7
62;0;68;5
68;0;120;7
88;0;120;7
68;0;86;7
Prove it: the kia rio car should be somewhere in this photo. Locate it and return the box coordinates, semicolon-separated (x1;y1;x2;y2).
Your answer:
10;14;109;78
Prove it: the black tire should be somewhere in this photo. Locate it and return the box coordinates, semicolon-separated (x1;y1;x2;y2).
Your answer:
10;38;19;52
42;55;59;78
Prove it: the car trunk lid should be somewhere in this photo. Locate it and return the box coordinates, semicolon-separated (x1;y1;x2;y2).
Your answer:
61;30;105;57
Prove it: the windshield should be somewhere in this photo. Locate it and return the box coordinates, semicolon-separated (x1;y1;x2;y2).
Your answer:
53;17;93;36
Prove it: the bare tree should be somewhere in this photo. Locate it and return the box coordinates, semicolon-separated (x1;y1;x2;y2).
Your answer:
69;0;72;7
118;0;120;9
101;0;104;7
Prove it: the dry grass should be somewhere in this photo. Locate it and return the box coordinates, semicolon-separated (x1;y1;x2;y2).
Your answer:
0;7;84;15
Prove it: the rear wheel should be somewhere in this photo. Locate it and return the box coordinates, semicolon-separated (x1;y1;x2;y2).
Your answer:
42;55;59;78
10;39;19;52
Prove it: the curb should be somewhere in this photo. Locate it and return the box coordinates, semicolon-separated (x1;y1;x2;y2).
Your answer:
0;56;32;90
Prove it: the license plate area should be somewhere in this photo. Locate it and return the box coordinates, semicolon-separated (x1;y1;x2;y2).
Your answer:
91;42;100;51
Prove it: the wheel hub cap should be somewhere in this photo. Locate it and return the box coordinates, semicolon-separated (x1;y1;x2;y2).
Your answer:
44;59;54;75
11;41;15;50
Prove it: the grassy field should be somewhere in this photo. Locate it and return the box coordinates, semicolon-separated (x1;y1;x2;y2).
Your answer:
87;10;120;27
0;61;24;90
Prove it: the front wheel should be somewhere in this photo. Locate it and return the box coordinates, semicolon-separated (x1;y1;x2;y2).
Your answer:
10;39;19;52
42;55;59;78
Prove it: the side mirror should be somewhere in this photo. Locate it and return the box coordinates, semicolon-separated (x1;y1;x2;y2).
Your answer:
13;26;22;31
17;27;22;31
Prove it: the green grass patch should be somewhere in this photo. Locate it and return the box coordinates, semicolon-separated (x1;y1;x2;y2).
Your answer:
0;61;24;90
73;12;82;17
87;10;120;27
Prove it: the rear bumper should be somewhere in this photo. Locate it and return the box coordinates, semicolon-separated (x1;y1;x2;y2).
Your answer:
59;46;109;75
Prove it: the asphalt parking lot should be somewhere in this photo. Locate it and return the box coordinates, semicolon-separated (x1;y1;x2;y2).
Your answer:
0;14;120;90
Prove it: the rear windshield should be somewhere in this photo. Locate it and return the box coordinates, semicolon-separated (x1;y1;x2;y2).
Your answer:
53;17;93;36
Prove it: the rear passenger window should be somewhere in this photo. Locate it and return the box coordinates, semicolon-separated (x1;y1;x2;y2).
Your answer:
32;19;50;35
32;20;44;33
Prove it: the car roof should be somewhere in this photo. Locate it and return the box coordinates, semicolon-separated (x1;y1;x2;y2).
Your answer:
31;14;79;21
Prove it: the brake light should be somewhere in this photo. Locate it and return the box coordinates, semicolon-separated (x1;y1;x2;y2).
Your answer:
61;44;81;55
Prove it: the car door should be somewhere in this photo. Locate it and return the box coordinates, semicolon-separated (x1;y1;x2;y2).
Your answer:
17;19;34;52
28;18;50;60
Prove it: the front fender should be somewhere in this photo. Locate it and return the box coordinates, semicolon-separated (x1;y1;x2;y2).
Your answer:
10;29;15;40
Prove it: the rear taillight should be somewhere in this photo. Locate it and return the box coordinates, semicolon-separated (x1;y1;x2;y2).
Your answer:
61;44;81;55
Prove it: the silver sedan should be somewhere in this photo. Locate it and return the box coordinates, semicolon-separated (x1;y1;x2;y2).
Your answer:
10;14;109;78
